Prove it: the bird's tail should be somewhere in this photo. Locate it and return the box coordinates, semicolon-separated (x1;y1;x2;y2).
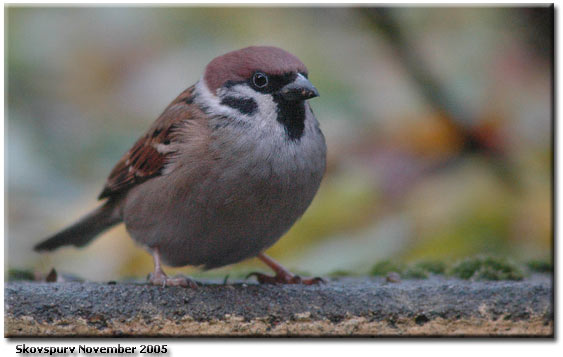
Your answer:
34;199;122;252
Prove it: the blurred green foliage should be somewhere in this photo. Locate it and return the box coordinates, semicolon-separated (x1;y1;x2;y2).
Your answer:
5;6;552;281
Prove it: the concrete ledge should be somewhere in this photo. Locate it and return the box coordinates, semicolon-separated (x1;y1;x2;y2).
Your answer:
5;275;553;337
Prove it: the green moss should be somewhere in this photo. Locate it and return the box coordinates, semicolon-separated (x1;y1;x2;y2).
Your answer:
403;266;429;279
449;256;523;281
413;261;447;275
367;256;546;281
7;269;35;281
370;260;405;276
526;260;553;273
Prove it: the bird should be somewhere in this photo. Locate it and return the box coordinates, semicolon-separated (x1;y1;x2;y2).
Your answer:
34;46;326;287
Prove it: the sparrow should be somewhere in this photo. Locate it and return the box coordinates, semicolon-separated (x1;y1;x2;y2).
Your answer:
34;46;326;287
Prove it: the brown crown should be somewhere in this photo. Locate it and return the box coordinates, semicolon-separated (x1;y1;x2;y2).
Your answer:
204;46;308;93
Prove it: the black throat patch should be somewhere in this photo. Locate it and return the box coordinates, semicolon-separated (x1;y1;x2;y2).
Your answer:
219;73;308;141
274;97;306;141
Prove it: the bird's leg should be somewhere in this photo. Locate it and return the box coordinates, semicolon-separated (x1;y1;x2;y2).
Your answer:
147;246;198;288
247;252;325;285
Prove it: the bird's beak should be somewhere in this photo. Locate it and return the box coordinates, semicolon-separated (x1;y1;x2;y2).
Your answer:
280;74;319;101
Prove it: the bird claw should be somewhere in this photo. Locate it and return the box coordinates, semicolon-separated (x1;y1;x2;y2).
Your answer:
246;271;325;285
148;272;198;289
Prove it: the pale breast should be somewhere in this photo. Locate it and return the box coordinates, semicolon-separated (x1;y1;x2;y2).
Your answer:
122;104;326;268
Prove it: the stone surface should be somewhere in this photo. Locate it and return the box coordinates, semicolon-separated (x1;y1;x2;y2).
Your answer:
5;275;553;337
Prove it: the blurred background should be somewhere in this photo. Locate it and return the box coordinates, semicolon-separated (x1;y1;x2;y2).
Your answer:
5;6;552;281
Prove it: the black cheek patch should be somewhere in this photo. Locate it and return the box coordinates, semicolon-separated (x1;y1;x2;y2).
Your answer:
220;97;258;116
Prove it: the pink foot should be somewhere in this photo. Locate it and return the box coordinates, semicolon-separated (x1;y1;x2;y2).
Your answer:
250;252;326;285
148;271;198;289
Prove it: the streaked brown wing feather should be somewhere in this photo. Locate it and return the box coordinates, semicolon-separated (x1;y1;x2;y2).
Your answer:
98;86;196;199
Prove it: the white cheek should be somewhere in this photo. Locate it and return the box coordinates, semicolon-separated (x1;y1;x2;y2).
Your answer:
194;79;241;118
219;84;277;119
194;79;279;127
228;85;282;133
196;79;287;151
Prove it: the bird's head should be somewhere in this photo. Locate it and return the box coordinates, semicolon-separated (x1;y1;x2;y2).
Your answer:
196;46;319;133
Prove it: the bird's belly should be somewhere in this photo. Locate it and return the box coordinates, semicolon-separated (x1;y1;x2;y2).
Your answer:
123;113;326;269
122;161;323;269
184;189;311;268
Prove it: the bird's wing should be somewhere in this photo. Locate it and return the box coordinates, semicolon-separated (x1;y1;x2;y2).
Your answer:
98;86;197;199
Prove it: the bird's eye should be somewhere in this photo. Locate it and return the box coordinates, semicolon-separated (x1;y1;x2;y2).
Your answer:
252;72;268;88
